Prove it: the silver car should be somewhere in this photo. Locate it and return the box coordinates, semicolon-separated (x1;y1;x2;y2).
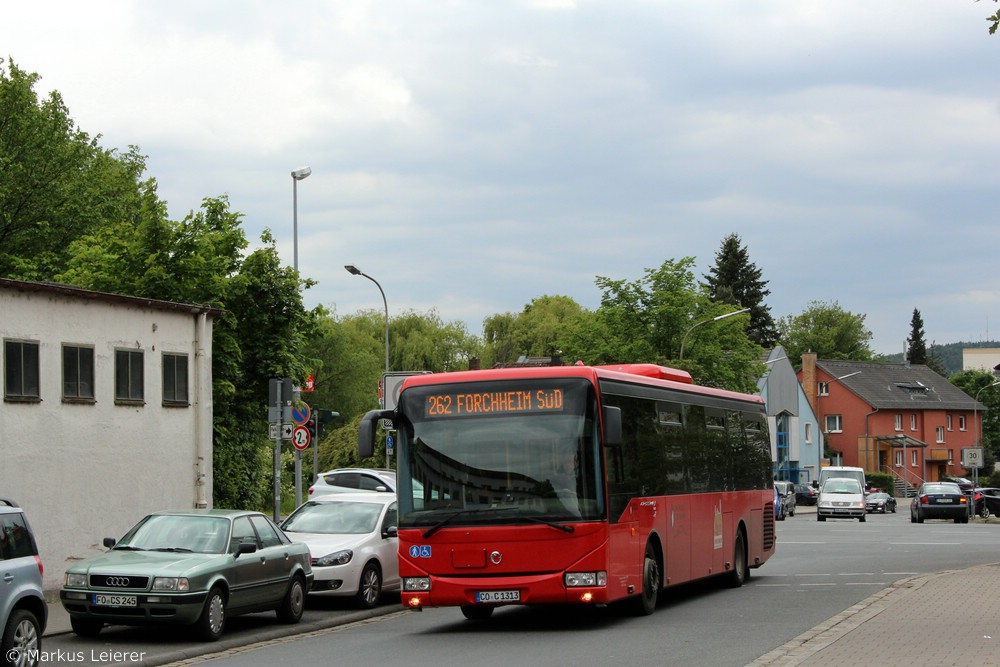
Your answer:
1;498;47;667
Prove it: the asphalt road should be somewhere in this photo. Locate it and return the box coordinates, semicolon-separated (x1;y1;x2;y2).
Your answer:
42;505;1000;667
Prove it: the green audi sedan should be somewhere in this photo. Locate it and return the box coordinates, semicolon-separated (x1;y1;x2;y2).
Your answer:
60;509;313;641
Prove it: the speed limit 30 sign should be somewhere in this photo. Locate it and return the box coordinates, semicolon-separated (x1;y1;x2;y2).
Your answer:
292;425;311;450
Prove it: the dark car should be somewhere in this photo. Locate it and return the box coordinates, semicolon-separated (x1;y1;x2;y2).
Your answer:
60;509;313;641
940;476;974;492
774;481;796;519
910;482;969;524
972;487;1000;518
865;492;897;513
795;483;818;506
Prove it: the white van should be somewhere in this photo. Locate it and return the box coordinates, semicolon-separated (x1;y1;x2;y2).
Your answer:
817;466;866;493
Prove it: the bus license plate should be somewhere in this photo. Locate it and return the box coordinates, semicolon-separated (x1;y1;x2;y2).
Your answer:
93;594;137;607
476;590;519;603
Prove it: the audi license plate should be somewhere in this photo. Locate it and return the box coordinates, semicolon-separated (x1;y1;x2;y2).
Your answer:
938;499;953;503
476;590;519;603
93;594;137;607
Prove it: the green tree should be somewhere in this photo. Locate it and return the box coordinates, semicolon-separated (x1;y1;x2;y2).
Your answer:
907;308;928;365
481;295;587;367
579;258;763;392
778;300;874;364
983;0;1000;34
0;59;148;280
949;370;1000;473
703;233;779;347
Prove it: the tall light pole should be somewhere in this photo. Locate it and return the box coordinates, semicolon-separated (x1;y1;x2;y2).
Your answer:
291;167;312;271
678;307;750;360
345;265;389;373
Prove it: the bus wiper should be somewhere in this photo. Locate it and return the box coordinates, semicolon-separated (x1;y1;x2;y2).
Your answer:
422;506;574;538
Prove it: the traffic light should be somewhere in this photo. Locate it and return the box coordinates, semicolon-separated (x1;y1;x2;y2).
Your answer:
306;417;317;444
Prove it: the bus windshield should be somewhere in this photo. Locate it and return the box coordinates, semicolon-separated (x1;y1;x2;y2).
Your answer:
394;378;605;527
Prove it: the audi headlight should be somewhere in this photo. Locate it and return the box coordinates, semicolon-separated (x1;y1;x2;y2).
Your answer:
65;573;87;588
315;550;353;567
152;577;190;591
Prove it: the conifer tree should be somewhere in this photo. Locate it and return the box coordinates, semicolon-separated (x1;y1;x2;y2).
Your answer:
907;308;928;365
704;233;779;347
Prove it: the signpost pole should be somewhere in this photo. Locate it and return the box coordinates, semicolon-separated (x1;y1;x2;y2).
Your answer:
272;379;284;522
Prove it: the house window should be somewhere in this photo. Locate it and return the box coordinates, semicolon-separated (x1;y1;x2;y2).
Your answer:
825;414;843;433
894;414;902;431
936;426;944;443
115;349;144;402
63;345;95;400
910;414;917;431
805;423;812;444
948;449;954;463
911;450;919;466
4;339;40;400
818;382;830;396
959;415;967;431
162;353;189;405
894;450;903;467
947;414;953;431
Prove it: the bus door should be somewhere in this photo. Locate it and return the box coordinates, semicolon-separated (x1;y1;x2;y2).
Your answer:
605;440;642;600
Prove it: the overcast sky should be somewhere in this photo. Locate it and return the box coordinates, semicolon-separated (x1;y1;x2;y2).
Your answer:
5;1;1000;356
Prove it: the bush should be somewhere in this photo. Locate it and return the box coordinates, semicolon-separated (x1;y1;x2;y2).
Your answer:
866;471;895;494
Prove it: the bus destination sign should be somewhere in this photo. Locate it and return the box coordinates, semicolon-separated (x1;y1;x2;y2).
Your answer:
425;388;564;418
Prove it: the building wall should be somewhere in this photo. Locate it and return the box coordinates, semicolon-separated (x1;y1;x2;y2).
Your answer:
1;284;214;590
963;348;1000;372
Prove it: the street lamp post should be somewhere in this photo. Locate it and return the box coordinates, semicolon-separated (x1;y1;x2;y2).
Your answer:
972;381;1000;510
290;167;311;509
345;265;389;373
678;307;750;360
291;167;312;271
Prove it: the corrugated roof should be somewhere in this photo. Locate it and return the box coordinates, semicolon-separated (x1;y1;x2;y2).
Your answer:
815;359;982;411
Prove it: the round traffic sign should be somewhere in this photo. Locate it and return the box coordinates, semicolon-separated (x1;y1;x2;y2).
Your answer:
292;425;311;450
291;401;311;426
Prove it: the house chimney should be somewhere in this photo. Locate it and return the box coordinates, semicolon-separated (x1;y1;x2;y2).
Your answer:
802;352;818;414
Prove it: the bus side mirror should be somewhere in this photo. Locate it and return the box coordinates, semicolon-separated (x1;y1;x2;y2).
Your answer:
357;409;394;458
603;406;622;446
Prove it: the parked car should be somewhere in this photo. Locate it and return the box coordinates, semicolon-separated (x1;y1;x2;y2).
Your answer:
1;498;47;667
817;477;866;522
971;487;1000;518
773;486;782;521
60;509;313;641
308;468;396;498
864;492;897;513
910;482;969;524
281;493;399;609
773;481;796;519
795;483;817;506
940;476;974;492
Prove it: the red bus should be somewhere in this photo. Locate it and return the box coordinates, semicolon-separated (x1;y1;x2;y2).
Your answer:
357;363;775;619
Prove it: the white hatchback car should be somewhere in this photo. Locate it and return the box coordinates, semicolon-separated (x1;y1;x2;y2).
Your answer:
280;493;399;608
308;468;396;498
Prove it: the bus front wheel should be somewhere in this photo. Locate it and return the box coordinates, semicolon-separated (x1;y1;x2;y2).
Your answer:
631;545;660;616
726;530;748;588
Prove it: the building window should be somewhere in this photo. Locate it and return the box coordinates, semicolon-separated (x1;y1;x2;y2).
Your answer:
946;414;953;431
4;340;40;400
959;415;967;431
63;345;95;400
911;450;919;466
805;423;812;444
818;382;829;396
162;353;189;405
825;414;842;433
948;449;954;463
894;414;902;431
910;414;917;431
936;426;944;443
115;349;144;403
895;450;903;467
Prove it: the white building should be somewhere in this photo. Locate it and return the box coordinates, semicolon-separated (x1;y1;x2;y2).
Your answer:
963;348;1000;374
1;278;219;591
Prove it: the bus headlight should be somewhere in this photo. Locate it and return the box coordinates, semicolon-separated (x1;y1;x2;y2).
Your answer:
403;577;431;591
564;571;606;587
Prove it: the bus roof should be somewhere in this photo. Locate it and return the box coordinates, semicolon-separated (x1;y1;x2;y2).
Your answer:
398;363;764;406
